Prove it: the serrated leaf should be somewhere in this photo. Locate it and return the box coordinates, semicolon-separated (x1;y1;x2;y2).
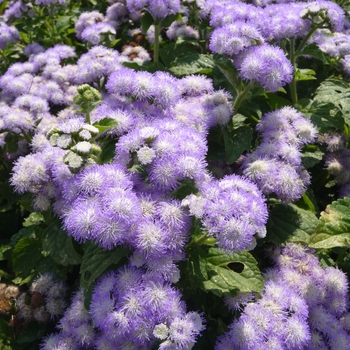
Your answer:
309;198;350;249
298;99;345;131
266;203;318;245
223;126;252;164
201;248;263;297
313;78;350;127
12;237;43;276
42;221;82;266
80;243;128;292
169;54;214;76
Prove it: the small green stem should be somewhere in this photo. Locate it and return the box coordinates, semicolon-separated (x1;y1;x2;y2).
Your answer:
295;24;324;57
0;50;8;65
153;23;161;63
186;232;210;249
233;82;254;113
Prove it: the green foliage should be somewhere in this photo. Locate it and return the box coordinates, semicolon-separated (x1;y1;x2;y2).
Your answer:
309;197;350;248
183;245;263;298
266;203;319;245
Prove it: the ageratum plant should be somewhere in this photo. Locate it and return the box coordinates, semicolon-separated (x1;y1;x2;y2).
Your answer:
0;0;350;349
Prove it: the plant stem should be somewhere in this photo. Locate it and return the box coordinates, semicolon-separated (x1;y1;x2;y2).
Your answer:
233;82;254;113
153;23;161;63
295;24;323;57
186;232;210;248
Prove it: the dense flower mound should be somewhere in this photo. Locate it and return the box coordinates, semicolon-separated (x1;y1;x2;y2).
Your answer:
216;243;350;350
41;267;205;349
16;273;68;324
183;174;268;252
242;106;317;203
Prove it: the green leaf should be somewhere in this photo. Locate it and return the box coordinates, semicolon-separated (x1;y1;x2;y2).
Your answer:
309;198;350;249
23;212;44;227
12;237;43;277
0;245;11;261
223;126;252;164
55;15;72;33
161;13;181;27
300;43;326;61
80;244;128;308
100;137;117;164
0;318;12;348
16;322;47;344
141;11;154;33
263;93;291;109
301;147;324;169
169;53;214;76
42;221;82;266
295;68;317;81
93;118;118;133
159;42;198;67
313;78;350;128
266;203;318;245
297;98;345;131
200;248;263;297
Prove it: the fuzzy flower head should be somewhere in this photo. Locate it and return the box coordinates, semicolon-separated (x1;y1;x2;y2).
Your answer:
209;21;264;56
185;174;267;252
235;43;293;92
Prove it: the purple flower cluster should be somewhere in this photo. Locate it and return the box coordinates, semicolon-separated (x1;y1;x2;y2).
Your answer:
183;174;268;252
166;17;199;41
242;106;317;203
234;43;293;92
16;273;67;324
75;5;130;46
321;133;350;198
0;23;20;49
207;0;345;91
42;268;205;349
126;0;181;20
216;243;350;350
40;289;95;349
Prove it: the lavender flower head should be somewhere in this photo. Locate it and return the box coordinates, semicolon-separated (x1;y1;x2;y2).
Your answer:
126;0;180;19
183;174;268;252
216;243;350;350
209;21;264;56
0;23;20;49
234;43;293;92
242;107;317;203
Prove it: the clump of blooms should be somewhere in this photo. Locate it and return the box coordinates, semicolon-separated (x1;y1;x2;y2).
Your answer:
0;23;20;49
183;174;268;252
242;106;317;203
16;273;67;324
40;289;95;349
41;268;205;349
126;0;181;20
234;43;293;91
216;243;350;350
166;17;199;40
